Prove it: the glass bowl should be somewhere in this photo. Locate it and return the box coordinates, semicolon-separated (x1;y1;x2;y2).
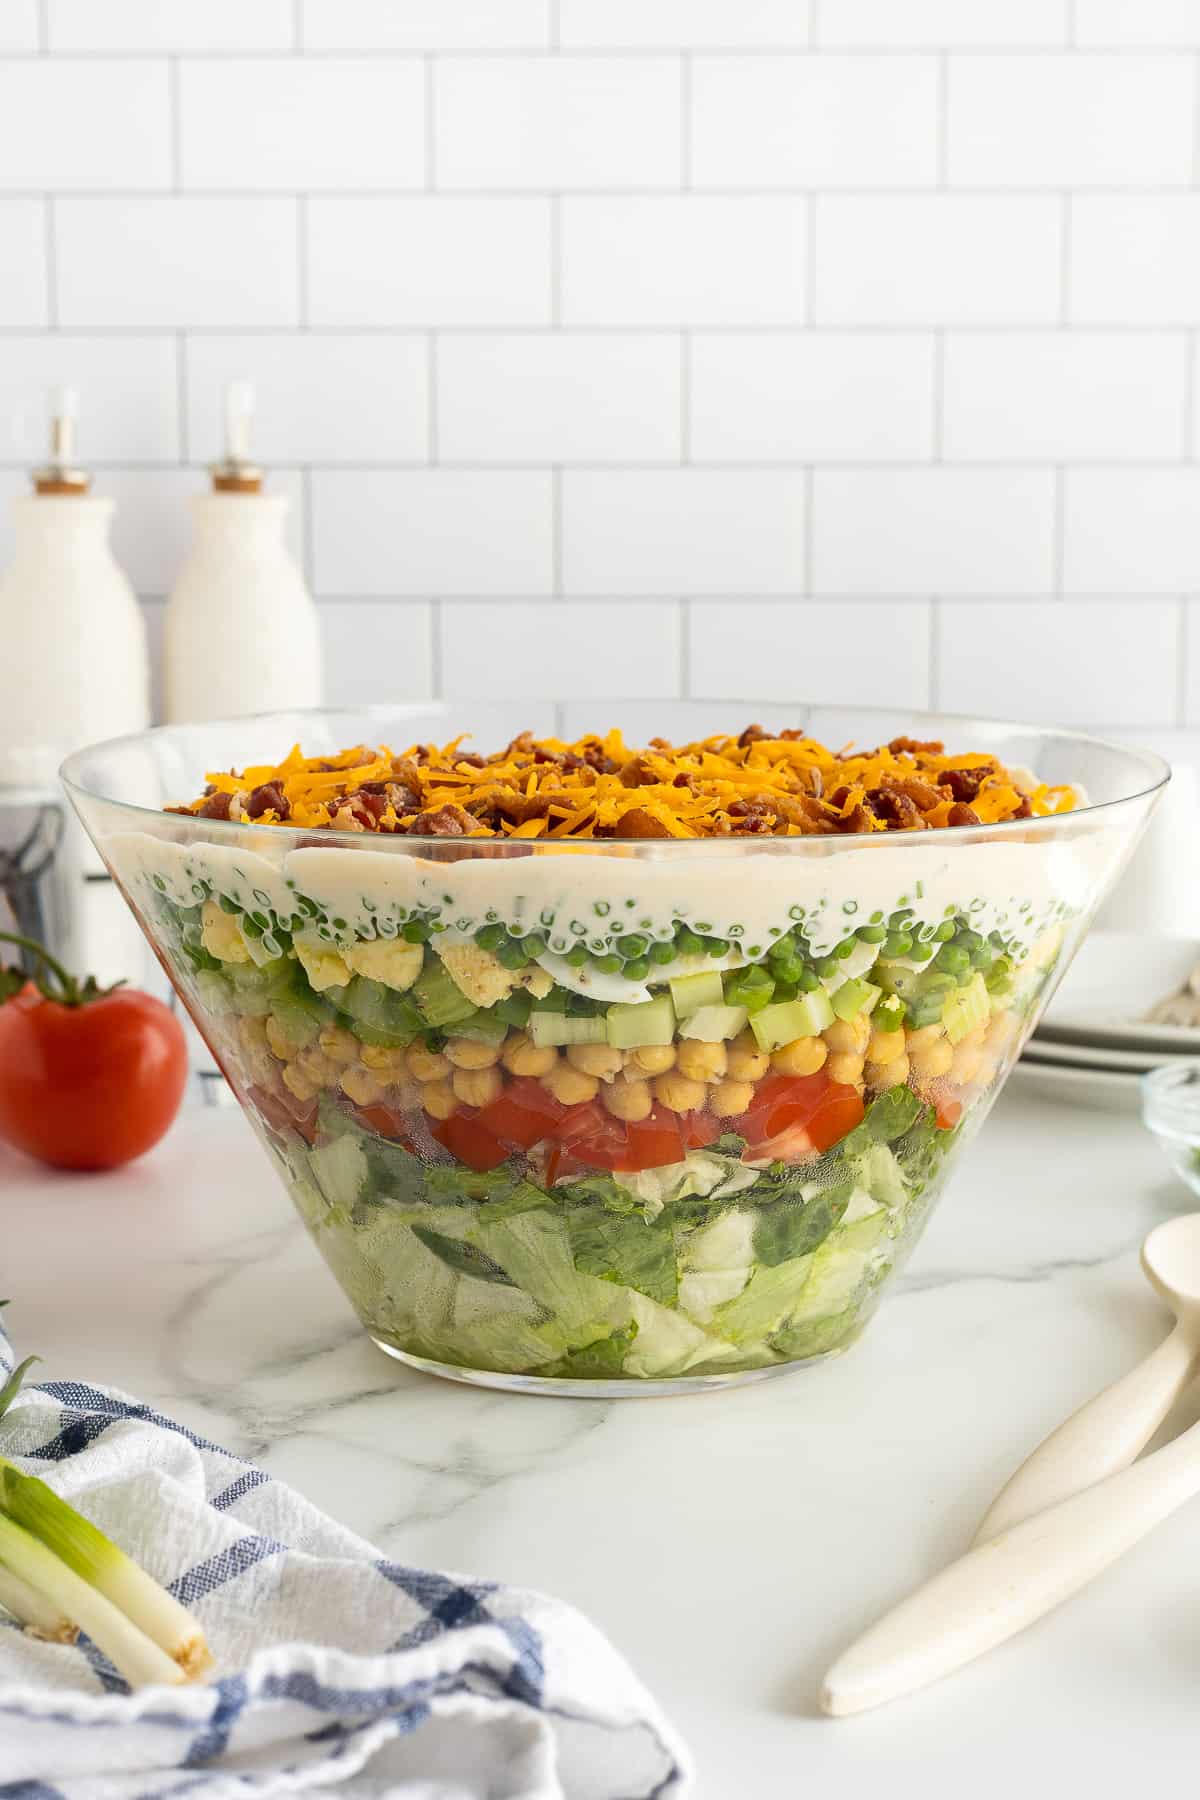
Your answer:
1142;1064;1200;1199
62;708;1167;1396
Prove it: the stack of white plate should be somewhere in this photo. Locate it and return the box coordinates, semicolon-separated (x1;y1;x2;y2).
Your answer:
1016;932;1200;1109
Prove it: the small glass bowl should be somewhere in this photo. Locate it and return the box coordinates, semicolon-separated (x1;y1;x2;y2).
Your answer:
1142;1064;1200;1200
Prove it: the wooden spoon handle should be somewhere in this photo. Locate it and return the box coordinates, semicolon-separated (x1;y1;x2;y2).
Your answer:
822;1419;1200;1719
974;1321;1197;1544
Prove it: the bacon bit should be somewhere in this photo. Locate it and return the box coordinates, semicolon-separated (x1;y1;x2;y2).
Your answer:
614;807;672;839
888;735;944;755
198;790;233;821
245;781;289;821
412;803;473;837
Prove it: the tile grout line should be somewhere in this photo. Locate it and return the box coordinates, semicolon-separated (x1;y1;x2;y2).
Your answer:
547;0;560;52
293;0;303;52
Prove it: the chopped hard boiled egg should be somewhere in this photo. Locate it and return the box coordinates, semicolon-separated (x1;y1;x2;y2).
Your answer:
294;938;353;992
200;899;252;965
343;938;423;993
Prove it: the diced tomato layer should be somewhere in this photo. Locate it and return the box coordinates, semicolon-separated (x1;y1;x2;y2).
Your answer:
935;1095;963;1130
738;1073;863;1158
249;1082;319;1145
354;1101;415;1150
477;1076;566;1149
432;1110;510;1172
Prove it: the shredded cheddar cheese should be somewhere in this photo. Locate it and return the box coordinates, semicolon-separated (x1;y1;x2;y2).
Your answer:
170;725;1077;839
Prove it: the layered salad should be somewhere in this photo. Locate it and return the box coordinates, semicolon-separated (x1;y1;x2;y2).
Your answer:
110;726;1084;1386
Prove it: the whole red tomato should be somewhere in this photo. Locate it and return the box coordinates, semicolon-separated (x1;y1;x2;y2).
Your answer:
0;935;188;1172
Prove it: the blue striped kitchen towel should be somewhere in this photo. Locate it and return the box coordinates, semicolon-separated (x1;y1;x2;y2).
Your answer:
0;1328;691;1797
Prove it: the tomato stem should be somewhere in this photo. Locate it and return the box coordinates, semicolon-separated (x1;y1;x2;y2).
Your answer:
0;930;80;1004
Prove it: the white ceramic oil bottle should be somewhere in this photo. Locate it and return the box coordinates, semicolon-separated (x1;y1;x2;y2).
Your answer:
164;382;322;723
0;389;151;982
0;388;149;789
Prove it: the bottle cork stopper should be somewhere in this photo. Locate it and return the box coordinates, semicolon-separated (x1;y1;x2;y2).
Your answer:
33;386;90;494
210;379;264;493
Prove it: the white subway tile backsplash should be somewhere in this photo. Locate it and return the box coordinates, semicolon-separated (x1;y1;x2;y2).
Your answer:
56;198;299;328
559;1;810;48
2;22;1192;745
308;198;551;326
179;59;425;192
558;698;810;739
185;336;429;463
1065;470;1200;593
690;600;931;708
814;471;1056;594
436;58;680;192
0;199;47;328
48;0;295;51
562;197;807;325
817;0;1067;46
0;1;38;51
815;197;1062;325
943;333;1187;461
322;601;435;706
1070;196;1200;324
313;471;553;595
690;333;935;461
301;0;550;51
691;56;939;190
562;470;806;594
437;335;680;463
938;600;1179;727
102;467;305;595
0;60;170;191
1074;1;1200;47
441;601;680;699
0;337;179;462
948;54;1195;188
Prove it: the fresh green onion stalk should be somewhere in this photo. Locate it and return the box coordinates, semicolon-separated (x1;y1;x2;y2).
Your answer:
0;1329;214;1687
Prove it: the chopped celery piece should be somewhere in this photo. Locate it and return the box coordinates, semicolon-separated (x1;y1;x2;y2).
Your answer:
413;957;478;1029
750;988;834;1053
606;994;676;1049
529;1011;609;1049
677;1003;750;1043
942;972;989;1044
194;969;235;1016
668;970;724;1019
831;978;881;1023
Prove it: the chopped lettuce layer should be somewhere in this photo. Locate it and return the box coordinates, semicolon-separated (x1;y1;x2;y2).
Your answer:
261;1080;955;1381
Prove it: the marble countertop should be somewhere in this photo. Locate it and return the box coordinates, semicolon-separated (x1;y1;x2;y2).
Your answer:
4;1075;1195;1794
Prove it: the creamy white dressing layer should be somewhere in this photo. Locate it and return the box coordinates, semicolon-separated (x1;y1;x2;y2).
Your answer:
106;821;1124;993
